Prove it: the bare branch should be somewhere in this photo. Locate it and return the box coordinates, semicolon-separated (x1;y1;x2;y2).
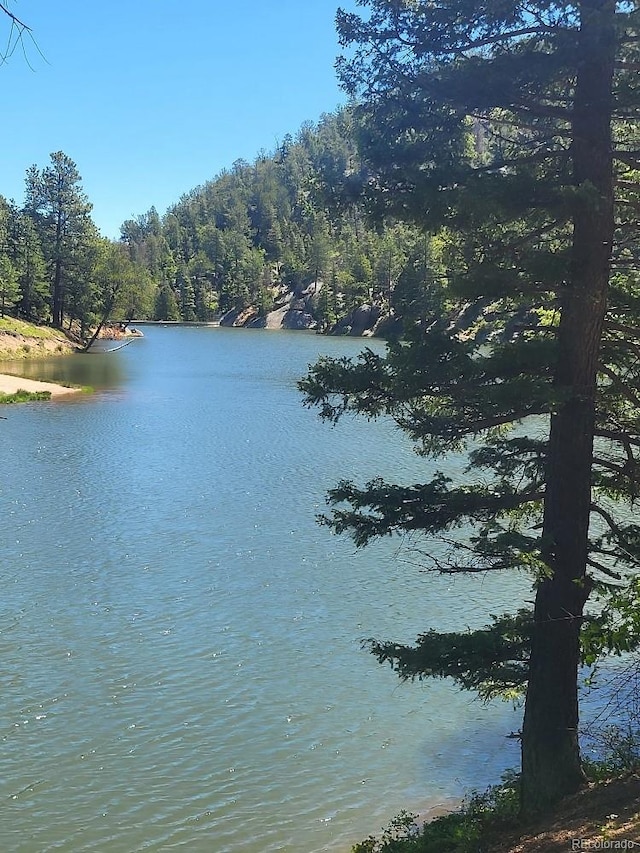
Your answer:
595;429;640;448
603;320;640;337
0;3;30;31
586;557;622;580
0;4;45;69
593;456;639;477
591;503;628;539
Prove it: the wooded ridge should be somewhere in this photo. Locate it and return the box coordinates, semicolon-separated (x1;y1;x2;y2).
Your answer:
1;111;449;338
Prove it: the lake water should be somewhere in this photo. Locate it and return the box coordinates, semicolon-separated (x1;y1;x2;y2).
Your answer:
0;326;527;852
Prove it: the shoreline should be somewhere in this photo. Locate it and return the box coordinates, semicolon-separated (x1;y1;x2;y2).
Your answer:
0;373;82;399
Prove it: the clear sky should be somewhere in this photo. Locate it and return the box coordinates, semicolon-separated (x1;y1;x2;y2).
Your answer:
1;0;357;239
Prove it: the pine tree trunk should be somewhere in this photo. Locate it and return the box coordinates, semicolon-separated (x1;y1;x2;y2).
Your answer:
520;0;616;813
52;257;63;328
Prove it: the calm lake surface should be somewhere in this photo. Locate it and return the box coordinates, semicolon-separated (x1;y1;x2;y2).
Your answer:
0;326;527;852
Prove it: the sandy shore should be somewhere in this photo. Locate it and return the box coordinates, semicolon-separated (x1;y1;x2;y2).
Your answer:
0;373;81;399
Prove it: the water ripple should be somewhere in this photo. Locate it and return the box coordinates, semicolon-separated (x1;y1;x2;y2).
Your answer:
0;328;525;852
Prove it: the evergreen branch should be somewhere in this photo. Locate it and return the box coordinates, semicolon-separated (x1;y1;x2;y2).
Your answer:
471;149;569;175
593;455;640;480
599;363;640;410
401;407;550;443
615;180;640;191
468;112;573;139
358;18;562;58
481;219;568;260
364;610;533;700
454;25;563;53
512;101;573;122
421;560;513;574
401;549;518;574
613;150;640;167
323;477;544;546
607;338;640;366
590;503;633;545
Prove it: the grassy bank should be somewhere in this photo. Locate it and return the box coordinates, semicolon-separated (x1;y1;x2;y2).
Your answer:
0;388;52;403
0;318;78;360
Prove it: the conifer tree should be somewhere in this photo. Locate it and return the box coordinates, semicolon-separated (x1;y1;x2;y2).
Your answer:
24;152;94;328
300;0;640;813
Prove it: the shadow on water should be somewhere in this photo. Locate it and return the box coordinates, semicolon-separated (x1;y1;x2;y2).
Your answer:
0;348;130;391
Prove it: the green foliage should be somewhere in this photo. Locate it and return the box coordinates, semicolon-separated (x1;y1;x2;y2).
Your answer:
0;155;155;336
367;610;532;700
582;578;640;665
351;775;520;853
303;0;640;814
0;389;51;403
0;253;19;317
118;111;445;327
0;118;454;332
24;151;96;329
154;285;180;321
584;724;640;780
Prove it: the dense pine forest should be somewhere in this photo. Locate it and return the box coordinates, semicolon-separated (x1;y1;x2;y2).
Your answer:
0;110;443;337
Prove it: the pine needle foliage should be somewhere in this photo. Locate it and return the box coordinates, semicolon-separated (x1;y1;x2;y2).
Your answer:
301;0;640;813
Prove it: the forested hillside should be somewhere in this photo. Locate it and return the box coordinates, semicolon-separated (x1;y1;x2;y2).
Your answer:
0;110;446;337
120;109;443;333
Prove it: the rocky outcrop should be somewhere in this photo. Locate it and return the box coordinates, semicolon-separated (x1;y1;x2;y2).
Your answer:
219;282;392;337
219;306;260;327
226;283;320;332
330;303;382;336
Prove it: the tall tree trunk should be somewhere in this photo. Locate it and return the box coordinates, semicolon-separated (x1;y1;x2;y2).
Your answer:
51;201;65;328
521;0;616;813
52;256;63;328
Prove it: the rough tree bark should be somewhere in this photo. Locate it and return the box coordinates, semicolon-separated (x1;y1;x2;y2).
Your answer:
520;0;617;813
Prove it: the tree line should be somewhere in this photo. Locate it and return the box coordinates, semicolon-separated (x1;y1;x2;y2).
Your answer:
0;114;449;336
0;151;155;336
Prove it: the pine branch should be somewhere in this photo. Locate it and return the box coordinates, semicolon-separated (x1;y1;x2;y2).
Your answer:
590;503;634;545
599;364;640;409
593;455;640;479
468;112;573;139
324;477;545;546
364;610;533;699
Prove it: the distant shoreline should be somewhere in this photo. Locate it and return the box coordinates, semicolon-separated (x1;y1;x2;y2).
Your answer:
128;319;221;327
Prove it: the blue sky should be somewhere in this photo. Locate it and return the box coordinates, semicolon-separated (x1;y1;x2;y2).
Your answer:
1;0;357;239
